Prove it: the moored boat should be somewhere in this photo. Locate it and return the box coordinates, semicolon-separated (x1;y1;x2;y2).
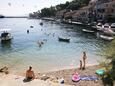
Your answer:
111;23;115;31
96;23;103;31
100;35;114;41
0;29;13;42
102;23;115;36
58;37;70;42
102;23;110;29
103;28;115;36
82;29;95;33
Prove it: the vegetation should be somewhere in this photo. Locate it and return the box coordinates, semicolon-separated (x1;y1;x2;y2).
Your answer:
66;0;90;10
40;6;56;17
29;0;90;18
106;15;115;23
56;1;70;11
101;40;115;86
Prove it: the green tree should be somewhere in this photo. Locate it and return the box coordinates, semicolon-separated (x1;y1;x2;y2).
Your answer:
56;1;70;11
102;40;115;85
39;0;91;17
40;6;56;17
66;2;80;10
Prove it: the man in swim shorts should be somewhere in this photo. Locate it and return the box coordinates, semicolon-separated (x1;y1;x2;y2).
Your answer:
24;66;35;82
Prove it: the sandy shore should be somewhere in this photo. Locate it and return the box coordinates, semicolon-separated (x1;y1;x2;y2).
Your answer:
0;65;107;86
0;73;72;86
37;65;104;86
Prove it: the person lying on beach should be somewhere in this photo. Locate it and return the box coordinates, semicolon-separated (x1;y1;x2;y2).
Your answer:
23;66;35;82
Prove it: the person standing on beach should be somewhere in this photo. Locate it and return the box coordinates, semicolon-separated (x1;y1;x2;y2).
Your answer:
82;52;87;70
79;60;82;70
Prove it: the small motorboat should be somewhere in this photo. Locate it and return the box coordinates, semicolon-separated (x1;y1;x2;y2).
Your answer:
102;23;110;29
0;29;13;42
100;35;114;41
102;23;115;35
103;28;115;36
58;37;70;42
96;23;103;31
82;29;95;33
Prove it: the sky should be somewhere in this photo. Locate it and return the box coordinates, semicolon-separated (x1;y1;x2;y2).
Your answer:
0;0;71;16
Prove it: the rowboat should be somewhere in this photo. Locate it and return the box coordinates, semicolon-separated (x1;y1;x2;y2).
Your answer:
82;29;95;33
100;35;114;41
58;37;70;42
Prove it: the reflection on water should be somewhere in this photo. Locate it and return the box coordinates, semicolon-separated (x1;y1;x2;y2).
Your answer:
1;40;12;48
0;18;107;73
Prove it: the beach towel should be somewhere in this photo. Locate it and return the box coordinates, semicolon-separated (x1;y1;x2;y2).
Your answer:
96;69;105;76
80;75;98;81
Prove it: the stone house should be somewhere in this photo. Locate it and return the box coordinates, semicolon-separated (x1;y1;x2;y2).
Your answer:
94;0;115;21
55;9;66;19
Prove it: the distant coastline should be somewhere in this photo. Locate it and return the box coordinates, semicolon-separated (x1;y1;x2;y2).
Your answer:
5;16;28;18
0;15;28;18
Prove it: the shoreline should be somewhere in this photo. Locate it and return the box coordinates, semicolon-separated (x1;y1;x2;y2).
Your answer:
0;64;103;86
15;63;99;76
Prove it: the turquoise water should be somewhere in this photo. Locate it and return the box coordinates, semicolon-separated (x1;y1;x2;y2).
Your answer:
0;18;106;73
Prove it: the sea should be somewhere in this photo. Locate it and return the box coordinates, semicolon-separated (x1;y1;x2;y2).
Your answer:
0;18;107;73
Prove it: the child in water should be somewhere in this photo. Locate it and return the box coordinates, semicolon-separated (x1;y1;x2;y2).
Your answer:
27;30;29;34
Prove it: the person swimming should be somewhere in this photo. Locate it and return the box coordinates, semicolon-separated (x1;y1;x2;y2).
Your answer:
27;30;29;34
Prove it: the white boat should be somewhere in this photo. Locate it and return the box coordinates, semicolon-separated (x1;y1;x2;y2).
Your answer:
82;29;95;33
0;29;13;42
100;35;114;41
96;23;103;31
111;23;115;31
102;23;115;35
103;28;115;35
102;23;110;29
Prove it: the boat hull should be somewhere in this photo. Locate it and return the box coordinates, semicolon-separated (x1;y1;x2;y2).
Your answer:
82;29;95;33
58;37;70;42
100;35;114;41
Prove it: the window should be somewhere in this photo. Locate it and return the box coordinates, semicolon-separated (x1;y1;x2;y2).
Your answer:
111;9;114;13
106;4;108;7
